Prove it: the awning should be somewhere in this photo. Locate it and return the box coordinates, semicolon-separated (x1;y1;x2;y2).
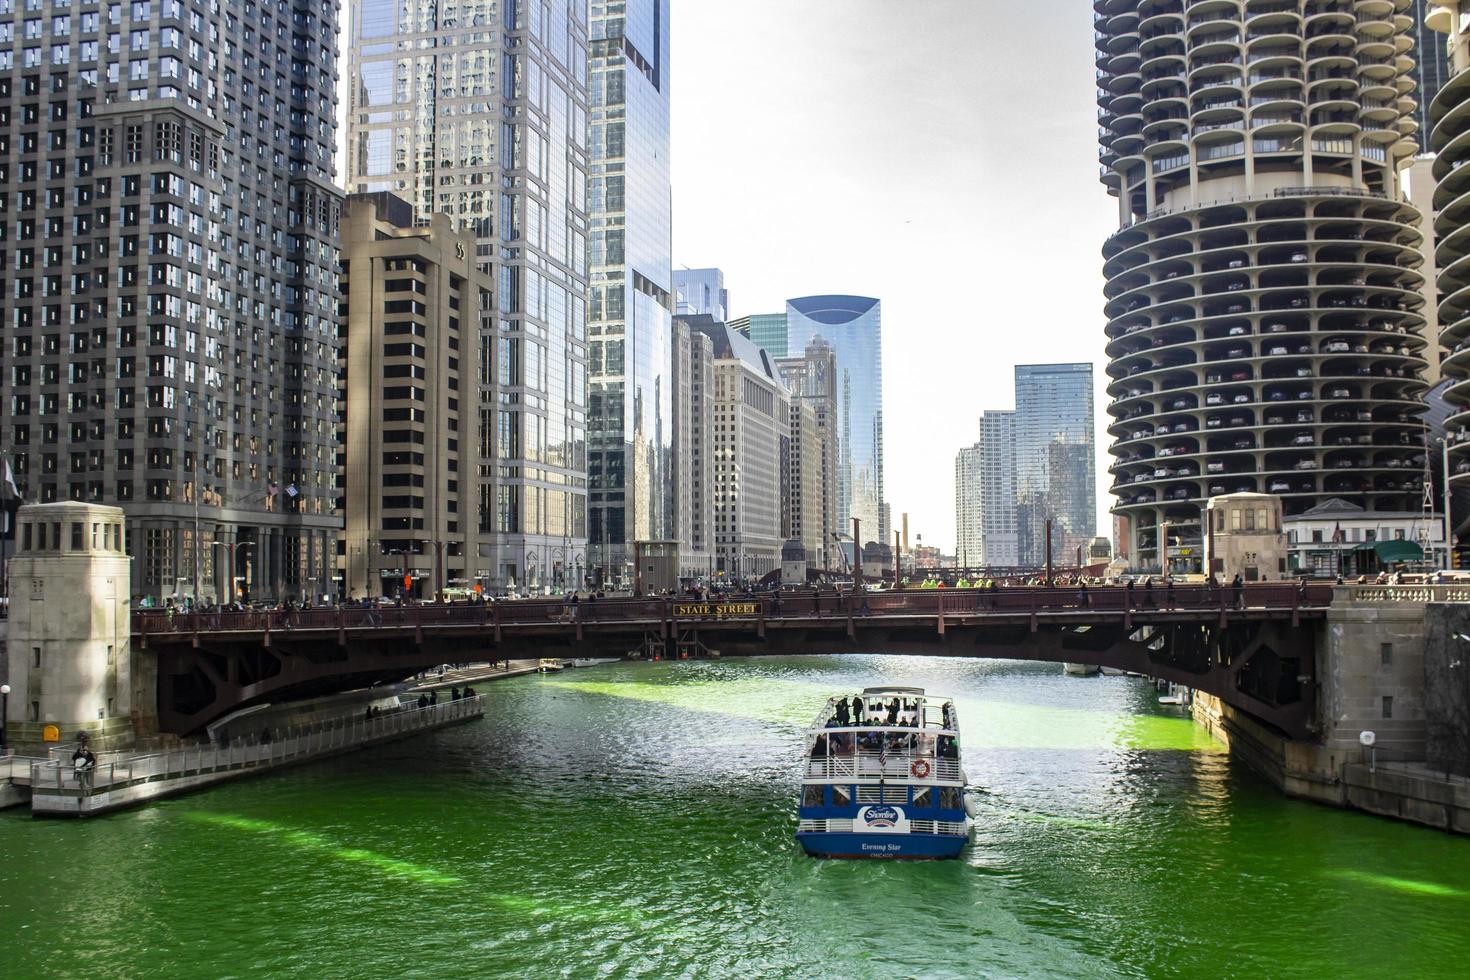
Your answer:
1352;540;1424;562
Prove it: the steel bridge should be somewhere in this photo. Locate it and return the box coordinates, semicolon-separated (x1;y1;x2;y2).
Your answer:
133;583;1333;738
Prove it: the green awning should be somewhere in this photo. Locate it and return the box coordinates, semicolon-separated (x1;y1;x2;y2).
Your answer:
1352;540;1424;562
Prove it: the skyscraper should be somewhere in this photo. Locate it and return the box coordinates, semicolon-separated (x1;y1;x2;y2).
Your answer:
1014;365;1095;567
1411;0;1455;139
674;268;728;321
730;313;789;358
1427;3;1470;512
682;315;789;579
978;410;1019;566
586;0;674;585
0;0;343;601
347;1;591;591
776;337;840;570
954;445;984;569
1095;2;1429;572
786;296;884;549
337;194;492;600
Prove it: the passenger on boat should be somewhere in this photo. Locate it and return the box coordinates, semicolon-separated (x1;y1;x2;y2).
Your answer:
834;698;851;726
852;697;865;724
938;736;959;759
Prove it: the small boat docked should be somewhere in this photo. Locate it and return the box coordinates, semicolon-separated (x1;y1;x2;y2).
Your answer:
796;686;971;860
566;657;620;668
537;658;565;673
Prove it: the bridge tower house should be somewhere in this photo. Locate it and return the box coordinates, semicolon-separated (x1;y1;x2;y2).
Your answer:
3;503;135;753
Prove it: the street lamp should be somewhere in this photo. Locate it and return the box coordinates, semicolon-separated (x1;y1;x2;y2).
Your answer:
1;683;9;755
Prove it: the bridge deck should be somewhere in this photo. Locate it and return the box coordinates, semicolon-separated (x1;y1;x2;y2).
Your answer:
134;583;1332;643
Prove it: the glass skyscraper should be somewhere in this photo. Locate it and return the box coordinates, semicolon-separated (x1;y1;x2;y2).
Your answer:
1013;364;1095;568
0;0;343;602
674;268;727;322
731;313;789;358
347;0;590;590
786;296;884;547
586;0;673;585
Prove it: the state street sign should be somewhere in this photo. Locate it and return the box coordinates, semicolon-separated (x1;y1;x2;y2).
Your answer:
674;602;760;618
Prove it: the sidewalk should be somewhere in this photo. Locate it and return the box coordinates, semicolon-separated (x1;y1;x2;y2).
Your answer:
408;659;540;692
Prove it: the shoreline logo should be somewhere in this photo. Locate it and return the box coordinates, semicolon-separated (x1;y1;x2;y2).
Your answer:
864;805;899;828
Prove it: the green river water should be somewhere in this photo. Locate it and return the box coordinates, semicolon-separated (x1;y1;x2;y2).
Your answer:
2;655;1468;978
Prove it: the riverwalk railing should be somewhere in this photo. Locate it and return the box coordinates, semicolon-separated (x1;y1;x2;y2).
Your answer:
29;696;484;799
1341;584;1470;604
1;754;48;784
134;582;1338;639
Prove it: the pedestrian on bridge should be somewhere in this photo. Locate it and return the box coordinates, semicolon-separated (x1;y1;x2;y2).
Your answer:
1165;576;1176;609
1077;581;1091;609
1232;574;1244;609
1125;578;1135;608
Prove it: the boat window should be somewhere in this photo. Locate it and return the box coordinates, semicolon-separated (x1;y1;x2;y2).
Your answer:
939;787;961;810
857;786;883;803
912;787;932;808
802;785;823;807
883;786;906;804
833;785;851;806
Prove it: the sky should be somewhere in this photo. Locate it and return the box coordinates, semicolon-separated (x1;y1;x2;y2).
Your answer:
670;0;1119;552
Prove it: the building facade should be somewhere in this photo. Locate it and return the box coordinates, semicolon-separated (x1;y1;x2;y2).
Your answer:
1427;3;1470;524
785;295;884;549
1014;364;1095;567
0;0;343;602
585;0;674;586
730;313;789;358
683;315;788;580
347;0;590;591
337;194;492;600
954;444;983;569
674;267;728;321
776;337;840;571
1411;0;1455;139
672;316;714;581
1096;0;1429;572
978;410;1020;567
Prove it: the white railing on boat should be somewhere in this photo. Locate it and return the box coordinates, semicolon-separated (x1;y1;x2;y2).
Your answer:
805;754;963;782
797;818;966;836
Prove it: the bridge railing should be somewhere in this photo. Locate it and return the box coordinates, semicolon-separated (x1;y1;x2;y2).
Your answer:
28;696;485;799
132;582;1335;637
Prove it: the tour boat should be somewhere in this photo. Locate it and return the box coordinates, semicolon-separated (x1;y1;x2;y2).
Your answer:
796;686;972;859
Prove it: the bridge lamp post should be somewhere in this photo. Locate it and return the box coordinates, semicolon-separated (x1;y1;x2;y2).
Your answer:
1;683;9;755
1439;436;1455;571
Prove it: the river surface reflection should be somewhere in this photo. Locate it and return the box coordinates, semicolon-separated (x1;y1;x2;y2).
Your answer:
1;656;1467;978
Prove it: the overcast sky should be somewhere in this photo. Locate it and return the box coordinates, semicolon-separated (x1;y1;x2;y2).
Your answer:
671;0;1118;551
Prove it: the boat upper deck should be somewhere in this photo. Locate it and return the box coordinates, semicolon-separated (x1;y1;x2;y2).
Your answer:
809;687;958;736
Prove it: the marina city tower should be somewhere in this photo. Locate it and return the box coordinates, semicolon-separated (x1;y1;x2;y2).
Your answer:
1095;0;1430;572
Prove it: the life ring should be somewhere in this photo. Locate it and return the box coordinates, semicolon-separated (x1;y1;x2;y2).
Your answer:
910;759;931;779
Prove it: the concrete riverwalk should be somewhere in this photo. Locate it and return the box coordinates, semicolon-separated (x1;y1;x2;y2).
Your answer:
18;696;484;818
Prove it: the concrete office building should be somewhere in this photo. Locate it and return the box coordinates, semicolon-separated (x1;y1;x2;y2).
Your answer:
672;317;715;581
731;313;789;358
1015;364;1095;567
337;194;492;600
776;338;840;571
786;296;885;550
683;316;789;580
0;0;343;602
1096;0;1430;572
1427;3;1470;517
585;0;675;587
347;0;590;591
674;268;728;321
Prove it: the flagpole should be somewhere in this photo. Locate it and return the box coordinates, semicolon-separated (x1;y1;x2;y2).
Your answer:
194;481;202;605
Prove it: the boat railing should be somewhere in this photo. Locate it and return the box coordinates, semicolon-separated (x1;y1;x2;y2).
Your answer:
806;753;963;782
797;817;967;835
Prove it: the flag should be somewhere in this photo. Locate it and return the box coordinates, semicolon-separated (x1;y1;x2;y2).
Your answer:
1332;521;1343;544
285;483;299;498
266;482;279;498
1;455;20;502
878;735;889;772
